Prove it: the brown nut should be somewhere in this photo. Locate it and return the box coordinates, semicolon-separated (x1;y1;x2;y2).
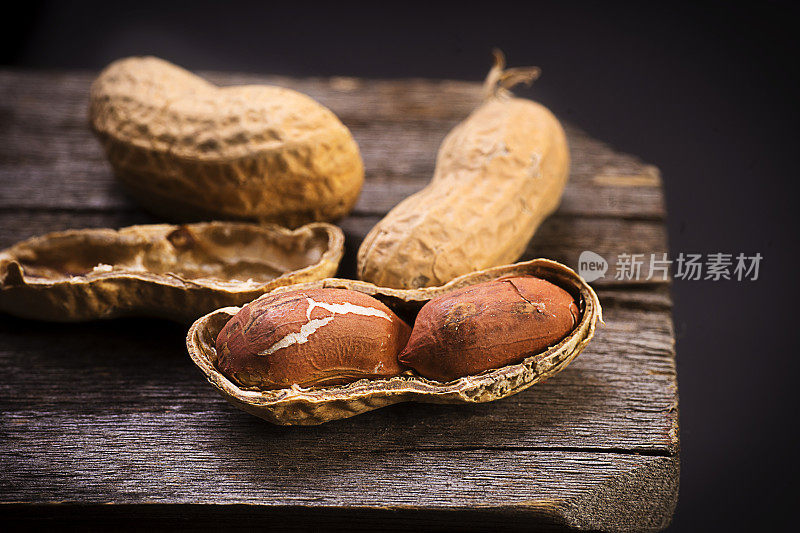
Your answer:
398;276;579;382
215;288;411;389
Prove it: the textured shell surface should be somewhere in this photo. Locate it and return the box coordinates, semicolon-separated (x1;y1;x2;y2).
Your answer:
187;259;601;425
0;222;343;322
357;56;569;288
89;56;364;226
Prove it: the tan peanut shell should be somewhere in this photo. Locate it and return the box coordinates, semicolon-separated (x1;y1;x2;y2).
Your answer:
0;222;343;322
216;288;411;389
357;51;569;288
187;258;601;425
89;56;364;227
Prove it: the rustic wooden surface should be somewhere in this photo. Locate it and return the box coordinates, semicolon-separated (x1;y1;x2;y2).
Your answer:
0;69;678;531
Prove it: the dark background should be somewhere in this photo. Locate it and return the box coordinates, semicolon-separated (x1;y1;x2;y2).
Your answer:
3;1;798;530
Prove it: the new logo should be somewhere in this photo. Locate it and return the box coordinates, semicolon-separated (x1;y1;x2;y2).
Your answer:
578;251;608;282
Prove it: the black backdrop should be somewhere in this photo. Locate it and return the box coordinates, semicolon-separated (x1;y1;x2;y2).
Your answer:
3;1;798;530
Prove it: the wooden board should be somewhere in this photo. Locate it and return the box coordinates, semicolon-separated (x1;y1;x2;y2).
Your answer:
0;70;678;531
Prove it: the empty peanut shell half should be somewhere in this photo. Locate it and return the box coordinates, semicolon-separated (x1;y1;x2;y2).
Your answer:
0;222;343;322
187;258;601;425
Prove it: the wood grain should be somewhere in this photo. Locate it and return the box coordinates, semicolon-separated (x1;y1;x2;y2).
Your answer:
0;71;665;220
0;69;678;531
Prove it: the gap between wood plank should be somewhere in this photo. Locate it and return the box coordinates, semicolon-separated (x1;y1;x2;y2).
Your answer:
364;445;676;457
0;205;667;223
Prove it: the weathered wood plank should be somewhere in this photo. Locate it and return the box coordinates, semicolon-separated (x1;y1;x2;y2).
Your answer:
0;70;665;220
0;70;678;531
0;448;676;531
0;210;668;287
0;175;664;221
1;427;672;507
0;301;676;454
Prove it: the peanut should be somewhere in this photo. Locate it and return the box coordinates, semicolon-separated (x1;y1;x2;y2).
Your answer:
215;288;411;389
357;51;569;288
188;259;601;424
89;57;364;227
399;276;579;382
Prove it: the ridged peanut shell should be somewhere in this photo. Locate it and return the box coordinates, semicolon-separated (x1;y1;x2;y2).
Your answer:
0;222;343;322
358;53;568;288
89;56;364;227
216;288;410;389
187;258;601;425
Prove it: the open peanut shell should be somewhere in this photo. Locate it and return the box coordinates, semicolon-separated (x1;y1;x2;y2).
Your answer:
0;222;343;322
187;258;602;425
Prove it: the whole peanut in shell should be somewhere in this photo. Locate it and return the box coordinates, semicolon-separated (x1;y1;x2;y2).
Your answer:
399;276;579;382
89;56;364;227
216;288;410;389
357;51;569;288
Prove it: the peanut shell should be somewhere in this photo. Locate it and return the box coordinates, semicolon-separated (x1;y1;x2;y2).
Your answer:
358;51;569;288
187;258;601;425
0;222;343;322
89;56;364;227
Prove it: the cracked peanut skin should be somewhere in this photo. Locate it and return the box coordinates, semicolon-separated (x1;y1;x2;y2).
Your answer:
399;276;579;382
89;56;364;227
357;53;569;288
215;288;411;389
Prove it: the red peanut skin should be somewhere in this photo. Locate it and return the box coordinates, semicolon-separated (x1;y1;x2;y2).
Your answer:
216;288;410;389
399;276;579;382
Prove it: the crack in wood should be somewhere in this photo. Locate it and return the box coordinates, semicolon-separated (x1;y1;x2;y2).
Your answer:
365;445;676;458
